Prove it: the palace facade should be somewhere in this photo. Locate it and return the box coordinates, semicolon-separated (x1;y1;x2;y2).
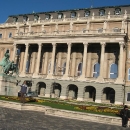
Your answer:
1;4;130;104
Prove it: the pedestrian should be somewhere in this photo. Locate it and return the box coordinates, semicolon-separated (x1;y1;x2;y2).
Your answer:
20;81;27;103
120;105;130;127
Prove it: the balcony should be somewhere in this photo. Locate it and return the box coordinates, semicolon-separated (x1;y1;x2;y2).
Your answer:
15;27;125;38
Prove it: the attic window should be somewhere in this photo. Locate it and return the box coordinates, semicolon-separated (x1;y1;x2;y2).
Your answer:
85;10;90;17
13;17;18;22
45;14;50;20
99;9;105;16
34;15;39;21
115;8;121;15
58;13;63;19
71;12;76;18
23;16;28;22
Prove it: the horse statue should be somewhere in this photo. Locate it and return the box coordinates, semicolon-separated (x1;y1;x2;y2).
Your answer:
0;50;19;75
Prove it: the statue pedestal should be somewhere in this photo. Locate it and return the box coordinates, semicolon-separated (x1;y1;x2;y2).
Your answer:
0;73;19;96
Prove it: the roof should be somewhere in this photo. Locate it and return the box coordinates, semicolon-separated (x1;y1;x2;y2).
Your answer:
8;4;130;17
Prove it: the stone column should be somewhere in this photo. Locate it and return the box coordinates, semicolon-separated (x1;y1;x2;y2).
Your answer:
12;43;17;62
33;43;42;77
47;43;56;78
79;42;88;80
43;52;49;74
60;86;67;99
97;42;106;82
115;42;124;84
21;43;29;76
63;43;71;79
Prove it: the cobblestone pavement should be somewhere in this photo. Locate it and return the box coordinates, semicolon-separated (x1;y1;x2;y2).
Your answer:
0;107;128;130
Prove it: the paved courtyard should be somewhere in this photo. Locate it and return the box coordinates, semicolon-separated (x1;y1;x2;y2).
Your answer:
0;107;128;130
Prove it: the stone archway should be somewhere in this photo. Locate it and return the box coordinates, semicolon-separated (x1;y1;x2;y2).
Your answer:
84;86;96;102
51;83;61;98
102;87;115;103
67;84;78;99
36;82;46;97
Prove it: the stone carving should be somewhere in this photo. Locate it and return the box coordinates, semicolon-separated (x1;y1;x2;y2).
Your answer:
0;50;18;75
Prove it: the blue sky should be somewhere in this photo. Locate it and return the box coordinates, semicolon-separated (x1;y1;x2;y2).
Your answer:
0;0;130;23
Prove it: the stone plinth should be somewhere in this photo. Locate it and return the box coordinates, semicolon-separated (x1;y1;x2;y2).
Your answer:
0;73;18;96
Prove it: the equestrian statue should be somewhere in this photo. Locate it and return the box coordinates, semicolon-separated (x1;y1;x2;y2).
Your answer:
0;50;18;75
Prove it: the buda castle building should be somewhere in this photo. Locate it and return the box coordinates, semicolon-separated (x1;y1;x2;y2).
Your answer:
0;4;130;105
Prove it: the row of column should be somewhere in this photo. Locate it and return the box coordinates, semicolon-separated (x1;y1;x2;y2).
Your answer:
13;42;124;81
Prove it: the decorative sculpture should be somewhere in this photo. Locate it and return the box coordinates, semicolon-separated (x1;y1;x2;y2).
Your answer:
0;50;18;75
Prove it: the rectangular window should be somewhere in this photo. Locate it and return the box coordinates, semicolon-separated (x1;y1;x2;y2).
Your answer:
0;34;2;38
126;93;130;101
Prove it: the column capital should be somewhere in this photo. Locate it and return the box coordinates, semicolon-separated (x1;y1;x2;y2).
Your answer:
13;43;17;46
52;42;57;46
119;42;125;46
25;43;29;47
67;42;72;46
100;42;106;47
37;43;42;46
83;42;89;45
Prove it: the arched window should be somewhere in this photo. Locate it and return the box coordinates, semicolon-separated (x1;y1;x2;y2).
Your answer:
8;32;12;38
115;8;121;15
128;68;130;81
85;10;90;17
110;63;118;79
58;13;63;19
48;63;51;74
62;62;66;75
93;63;100;78
71;12;76;18
34;14;39;21
77;62;82;76
99;9;105;16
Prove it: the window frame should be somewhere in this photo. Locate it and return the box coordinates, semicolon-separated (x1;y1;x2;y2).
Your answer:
109;63;118;79
8;32;12;38
128;68;130;81
23;15;28;22
71;12;76;18
99;9;105;16
58;13;63;19
45;14;51;20
114;8;121;15
84;10;90;17
0;33;2;38
93;63;100;78
34;14;39;21
126;92;130;102
13;17;18;22
77;62;82;76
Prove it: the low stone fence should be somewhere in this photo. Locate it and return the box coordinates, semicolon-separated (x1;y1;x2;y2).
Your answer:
0;100;125;127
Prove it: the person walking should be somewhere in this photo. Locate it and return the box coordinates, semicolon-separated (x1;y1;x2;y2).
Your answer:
20;81;27;103
120;105;130;127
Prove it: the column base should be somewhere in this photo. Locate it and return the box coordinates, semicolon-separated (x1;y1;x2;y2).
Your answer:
32;73;39;78
96;77;104;83
115;101;123;105
78;76;86;81
95;99;101;103
45;94;50;98
19;72;26;77
60;96;67;99
77;98;84;101
46;74;54;79
62;75;70;80
115;78;124;84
